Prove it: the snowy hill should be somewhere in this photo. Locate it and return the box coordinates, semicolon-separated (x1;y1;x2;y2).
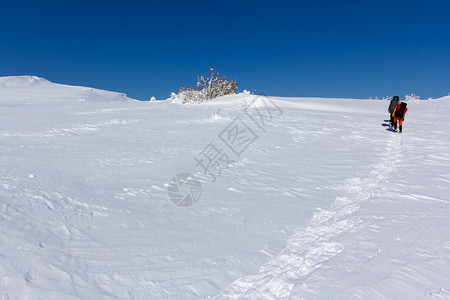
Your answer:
0;77;449;299
0;76;135;106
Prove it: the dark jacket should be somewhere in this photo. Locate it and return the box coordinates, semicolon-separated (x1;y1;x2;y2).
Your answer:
388;98;399;113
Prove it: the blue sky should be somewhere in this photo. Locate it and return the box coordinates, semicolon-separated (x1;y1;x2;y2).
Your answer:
1;0;449;100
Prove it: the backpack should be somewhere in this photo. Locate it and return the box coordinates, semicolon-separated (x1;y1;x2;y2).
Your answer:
395;102;407;117
388;98;400;113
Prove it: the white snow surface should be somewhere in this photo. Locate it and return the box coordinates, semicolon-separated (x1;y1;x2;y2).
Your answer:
0;77;449;299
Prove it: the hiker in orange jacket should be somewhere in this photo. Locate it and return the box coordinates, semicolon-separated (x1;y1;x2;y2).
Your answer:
392;102;408;133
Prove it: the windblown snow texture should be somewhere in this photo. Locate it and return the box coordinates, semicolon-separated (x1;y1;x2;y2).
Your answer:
1;77;449;299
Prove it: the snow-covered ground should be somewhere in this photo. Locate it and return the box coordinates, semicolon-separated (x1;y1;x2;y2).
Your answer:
0;76;449;299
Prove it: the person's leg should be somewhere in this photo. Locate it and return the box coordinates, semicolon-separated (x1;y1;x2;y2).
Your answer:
393;117;397;130
399;118;403;133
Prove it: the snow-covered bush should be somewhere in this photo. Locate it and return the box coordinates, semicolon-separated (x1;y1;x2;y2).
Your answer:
172;67;238;104
197;67;238;100
177;87;206;103
405;94;420;101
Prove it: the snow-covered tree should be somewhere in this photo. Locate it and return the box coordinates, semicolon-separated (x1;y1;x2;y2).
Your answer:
405;94;421;101
172;67;238;103
196;67;238;100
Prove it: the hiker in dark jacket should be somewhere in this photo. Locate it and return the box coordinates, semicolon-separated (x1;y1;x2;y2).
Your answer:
392;102;408;133
388;96;400;127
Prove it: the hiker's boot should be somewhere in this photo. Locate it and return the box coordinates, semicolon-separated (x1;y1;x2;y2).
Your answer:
399;125;402;133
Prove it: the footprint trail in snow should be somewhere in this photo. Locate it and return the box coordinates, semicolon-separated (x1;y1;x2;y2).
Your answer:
215;134;403;299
